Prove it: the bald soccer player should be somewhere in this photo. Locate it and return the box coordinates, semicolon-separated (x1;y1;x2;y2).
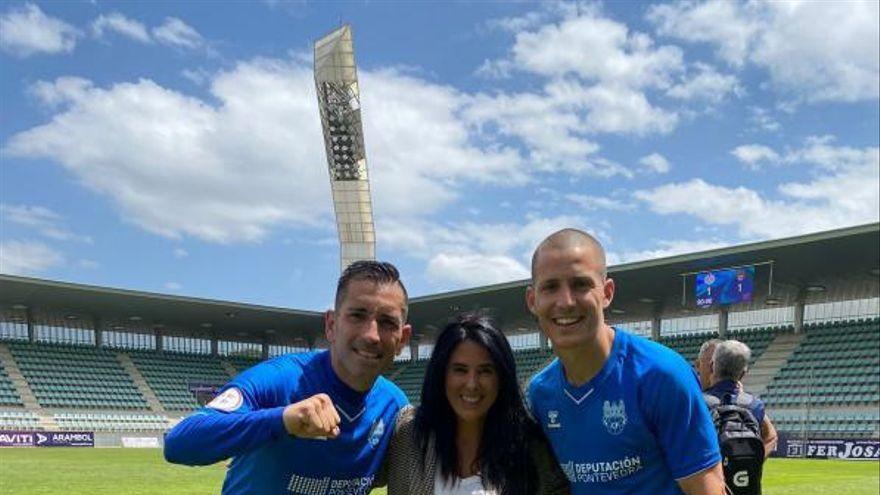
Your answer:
525;229;724;495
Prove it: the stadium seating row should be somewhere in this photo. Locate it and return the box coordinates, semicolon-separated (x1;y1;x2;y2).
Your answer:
763;319;880;410
53;412;169;431
0;410;40;429
0;364;22;406
772;410;880;438
129;350;231;411
8;342;147;410
0;318;876;437
657;325;783;365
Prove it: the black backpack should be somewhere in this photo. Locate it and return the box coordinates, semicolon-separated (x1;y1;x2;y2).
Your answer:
704;392;765;495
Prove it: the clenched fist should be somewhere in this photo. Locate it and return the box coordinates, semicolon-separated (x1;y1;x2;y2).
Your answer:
282;393;341;439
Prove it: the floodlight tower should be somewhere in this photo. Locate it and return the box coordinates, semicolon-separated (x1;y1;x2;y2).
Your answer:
314;25;375;271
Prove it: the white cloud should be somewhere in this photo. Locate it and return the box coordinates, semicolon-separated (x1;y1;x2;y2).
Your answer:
381;214;594;288
509;6;684;88
474;58;514;79
164;281;183;291
665;63;741;104
152;17;203;49
575;83;677;135
7;64;330;243
5;58;535;243
635;138;880;238
484;9;552;33
362;69;527;217
787;135;875;172
753;1;879;103
731;144;780;170
610;238;732;265
426;253;528;288
467;2;692;174
28;76;93;108
734;135;875;173
565;194;634;211
173;248;188;258
748;106;780;133
0;204;92;243
464;86;635;176
181;68;211;86
648;0;758;66
639;153;671;174
0;3;79;57
0;240;64;275
648;0;880;103
91;13;151;43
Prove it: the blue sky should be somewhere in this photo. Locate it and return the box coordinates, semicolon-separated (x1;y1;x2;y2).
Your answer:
1;0;878;311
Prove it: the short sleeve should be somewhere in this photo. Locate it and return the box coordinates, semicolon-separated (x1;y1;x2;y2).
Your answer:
751;397;766;424
208;357;298;414
640;358;721;480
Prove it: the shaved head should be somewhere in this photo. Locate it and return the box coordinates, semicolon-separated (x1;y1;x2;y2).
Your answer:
531;228;607;280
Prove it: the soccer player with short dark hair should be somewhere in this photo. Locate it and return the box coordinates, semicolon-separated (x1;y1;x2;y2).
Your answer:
525;229;724;495
164;260;412;494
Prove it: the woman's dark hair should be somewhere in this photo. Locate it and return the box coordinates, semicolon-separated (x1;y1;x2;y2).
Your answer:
414;312;543;495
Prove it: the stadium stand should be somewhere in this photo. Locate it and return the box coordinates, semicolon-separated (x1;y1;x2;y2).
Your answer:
9;341;147;409
772;410;880;439
0;224;876;445
658;325;784;365
53;412;168;431
515;347;554;385
0;410;40;430
224;355;262;375
388;358;430;404
763;318;880;408
0;361;23;406
128;350;231;411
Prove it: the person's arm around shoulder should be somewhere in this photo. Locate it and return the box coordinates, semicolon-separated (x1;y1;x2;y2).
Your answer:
378;405;419;492
677;463;726;495
761;414;778;459
531;429;570;495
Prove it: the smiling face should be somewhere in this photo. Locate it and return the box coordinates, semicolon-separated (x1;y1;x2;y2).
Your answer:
325;279;411;392
526;243;615;353
444;339;499;427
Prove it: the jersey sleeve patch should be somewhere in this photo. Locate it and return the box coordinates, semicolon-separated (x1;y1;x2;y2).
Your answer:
207;387;244;412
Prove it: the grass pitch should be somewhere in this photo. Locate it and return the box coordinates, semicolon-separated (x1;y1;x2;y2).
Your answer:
0;449;877;494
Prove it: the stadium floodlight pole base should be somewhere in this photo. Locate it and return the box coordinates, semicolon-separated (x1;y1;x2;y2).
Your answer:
314;24;376;272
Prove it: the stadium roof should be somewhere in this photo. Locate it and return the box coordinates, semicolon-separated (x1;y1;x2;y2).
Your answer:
406;223;880;340
2;223;877;345
0;275;324;346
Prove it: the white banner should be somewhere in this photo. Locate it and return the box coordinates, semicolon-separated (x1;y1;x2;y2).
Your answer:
121;436;160;448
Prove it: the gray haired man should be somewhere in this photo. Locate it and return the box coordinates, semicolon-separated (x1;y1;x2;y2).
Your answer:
705;340;778;458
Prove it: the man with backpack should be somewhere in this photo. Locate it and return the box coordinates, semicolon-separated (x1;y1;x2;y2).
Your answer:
704;340;778;495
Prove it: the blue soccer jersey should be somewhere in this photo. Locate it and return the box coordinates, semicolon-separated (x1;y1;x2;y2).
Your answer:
527;329;720;495
164;350;408;495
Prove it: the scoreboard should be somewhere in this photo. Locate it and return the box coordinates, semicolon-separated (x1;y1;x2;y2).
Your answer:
695;266;755;308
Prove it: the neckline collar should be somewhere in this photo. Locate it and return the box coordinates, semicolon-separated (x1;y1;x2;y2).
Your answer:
558;327;626;405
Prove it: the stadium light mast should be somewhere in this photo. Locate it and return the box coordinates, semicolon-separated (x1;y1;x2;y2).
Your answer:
314;24;376;272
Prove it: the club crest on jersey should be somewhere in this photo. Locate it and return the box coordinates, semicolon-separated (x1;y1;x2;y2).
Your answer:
547;410;561;429
368;418;385;447
207;388;243;412
602;400;627;435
